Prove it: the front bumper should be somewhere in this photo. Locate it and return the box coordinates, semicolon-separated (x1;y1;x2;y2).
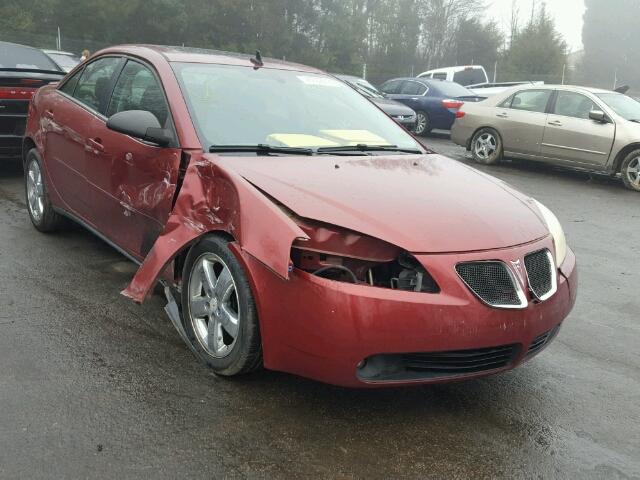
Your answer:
392;115;417;130
240;237;577;388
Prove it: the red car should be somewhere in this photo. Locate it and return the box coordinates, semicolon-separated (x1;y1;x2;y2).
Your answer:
23;45;577;387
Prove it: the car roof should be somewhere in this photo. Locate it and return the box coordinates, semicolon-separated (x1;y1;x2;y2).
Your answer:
42;49;77;56
94;44;323;73
423;65;485;73
505;83;614;95
385;77;462;88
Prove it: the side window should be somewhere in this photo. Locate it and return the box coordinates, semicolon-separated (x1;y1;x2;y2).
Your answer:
510;90;552;113
553;91;597;120
433;73;447;81
107;60;169;126
59;68;83;96
380;80;402;94
400;81;427;95
73;57;122;114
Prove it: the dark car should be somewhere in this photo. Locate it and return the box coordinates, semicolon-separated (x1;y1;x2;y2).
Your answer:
336;74;417;131
24;45;576;387
42;49;82;73
379;77;483;135
0;41;64;159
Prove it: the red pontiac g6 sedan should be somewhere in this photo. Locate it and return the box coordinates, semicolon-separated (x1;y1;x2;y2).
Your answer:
23;45;577;387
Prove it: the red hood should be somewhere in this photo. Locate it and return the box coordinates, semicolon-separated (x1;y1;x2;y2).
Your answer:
209;153;548;253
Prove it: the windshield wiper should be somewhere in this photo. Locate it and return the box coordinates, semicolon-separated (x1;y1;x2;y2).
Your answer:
630;119;640;124
209;144;313;155
316;144;423;154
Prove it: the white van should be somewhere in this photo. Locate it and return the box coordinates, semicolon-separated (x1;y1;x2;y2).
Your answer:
417;65;489;86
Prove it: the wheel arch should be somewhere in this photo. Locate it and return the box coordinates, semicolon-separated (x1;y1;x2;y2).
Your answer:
22;136;37;168
612;143;640;174
172;229;236;286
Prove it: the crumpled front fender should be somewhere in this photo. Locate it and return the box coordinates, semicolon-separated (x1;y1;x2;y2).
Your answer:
122;156;308;303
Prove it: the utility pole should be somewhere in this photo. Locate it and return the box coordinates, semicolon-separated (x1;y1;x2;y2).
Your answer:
561;64;566;85
362;63;367;80
57;27;61;50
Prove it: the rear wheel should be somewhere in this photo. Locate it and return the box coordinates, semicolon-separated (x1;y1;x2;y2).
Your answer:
180;235;262;376
621;150;640;192
414;111;431;136
471;128;503;165
25;149;64;232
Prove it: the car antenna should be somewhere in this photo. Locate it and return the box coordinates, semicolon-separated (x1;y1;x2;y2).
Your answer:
250;50;264;70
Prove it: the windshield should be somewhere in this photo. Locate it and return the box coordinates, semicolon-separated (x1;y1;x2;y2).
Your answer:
597;93;640;121
47;53;80;71
453;68;487;86
0;43;59;71
172;63;421;151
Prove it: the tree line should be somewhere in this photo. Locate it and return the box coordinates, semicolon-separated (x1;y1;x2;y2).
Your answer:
2;0;568;84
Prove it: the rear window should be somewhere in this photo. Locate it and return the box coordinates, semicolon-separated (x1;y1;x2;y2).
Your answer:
433;81;474;98
453;68;487;86
0;43;59;71
47;53;80;70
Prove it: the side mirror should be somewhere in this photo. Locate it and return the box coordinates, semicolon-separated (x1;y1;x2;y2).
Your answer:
106;110;171;146
589;110;608;123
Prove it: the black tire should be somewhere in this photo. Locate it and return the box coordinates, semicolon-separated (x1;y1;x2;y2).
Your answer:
471;128;503;165
414;111;432;136
180;235;262;376
24;148;64;232
620;149;640;192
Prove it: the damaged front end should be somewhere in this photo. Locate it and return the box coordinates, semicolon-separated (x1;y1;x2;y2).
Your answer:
290;217;439;294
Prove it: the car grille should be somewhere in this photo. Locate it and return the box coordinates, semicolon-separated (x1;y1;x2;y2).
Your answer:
527;325;561;357
357;345;519;381
525;249;556;300
456;261;525;308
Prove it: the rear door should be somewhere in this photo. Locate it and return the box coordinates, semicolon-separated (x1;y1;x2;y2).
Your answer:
85;58;181;259
394;80;430;112
540;90;615;167
45;56;123;219
494;89;553;157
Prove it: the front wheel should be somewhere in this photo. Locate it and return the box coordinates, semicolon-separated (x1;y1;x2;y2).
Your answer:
180;235;262;376
471;128;503;165
621;150;640;192
414;111;432;136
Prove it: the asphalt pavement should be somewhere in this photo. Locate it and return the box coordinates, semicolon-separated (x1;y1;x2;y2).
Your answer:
0;137;638;479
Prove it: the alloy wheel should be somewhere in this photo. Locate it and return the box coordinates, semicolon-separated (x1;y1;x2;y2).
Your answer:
188;253;240;358
474;133;497;160
626;156;640;188
415;113;428;135
26;159;44;222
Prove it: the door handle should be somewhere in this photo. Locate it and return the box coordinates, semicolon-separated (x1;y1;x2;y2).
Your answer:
44;109;54;119
86;137;104;152
548;120;563;126
496;113;508;118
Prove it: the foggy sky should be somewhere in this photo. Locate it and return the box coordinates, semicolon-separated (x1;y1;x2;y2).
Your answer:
487;0;586;51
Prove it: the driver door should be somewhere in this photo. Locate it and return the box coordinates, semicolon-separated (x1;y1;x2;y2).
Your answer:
84;59;182;259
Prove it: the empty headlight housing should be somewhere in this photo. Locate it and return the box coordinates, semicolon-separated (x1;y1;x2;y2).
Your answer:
290;218;439;293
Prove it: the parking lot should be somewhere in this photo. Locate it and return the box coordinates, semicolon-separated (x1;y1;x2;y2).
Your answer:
0;135;638;479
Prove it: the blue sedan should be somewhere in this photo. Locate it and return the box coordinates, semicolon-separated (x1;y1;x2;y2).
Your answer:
379;77;482;135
